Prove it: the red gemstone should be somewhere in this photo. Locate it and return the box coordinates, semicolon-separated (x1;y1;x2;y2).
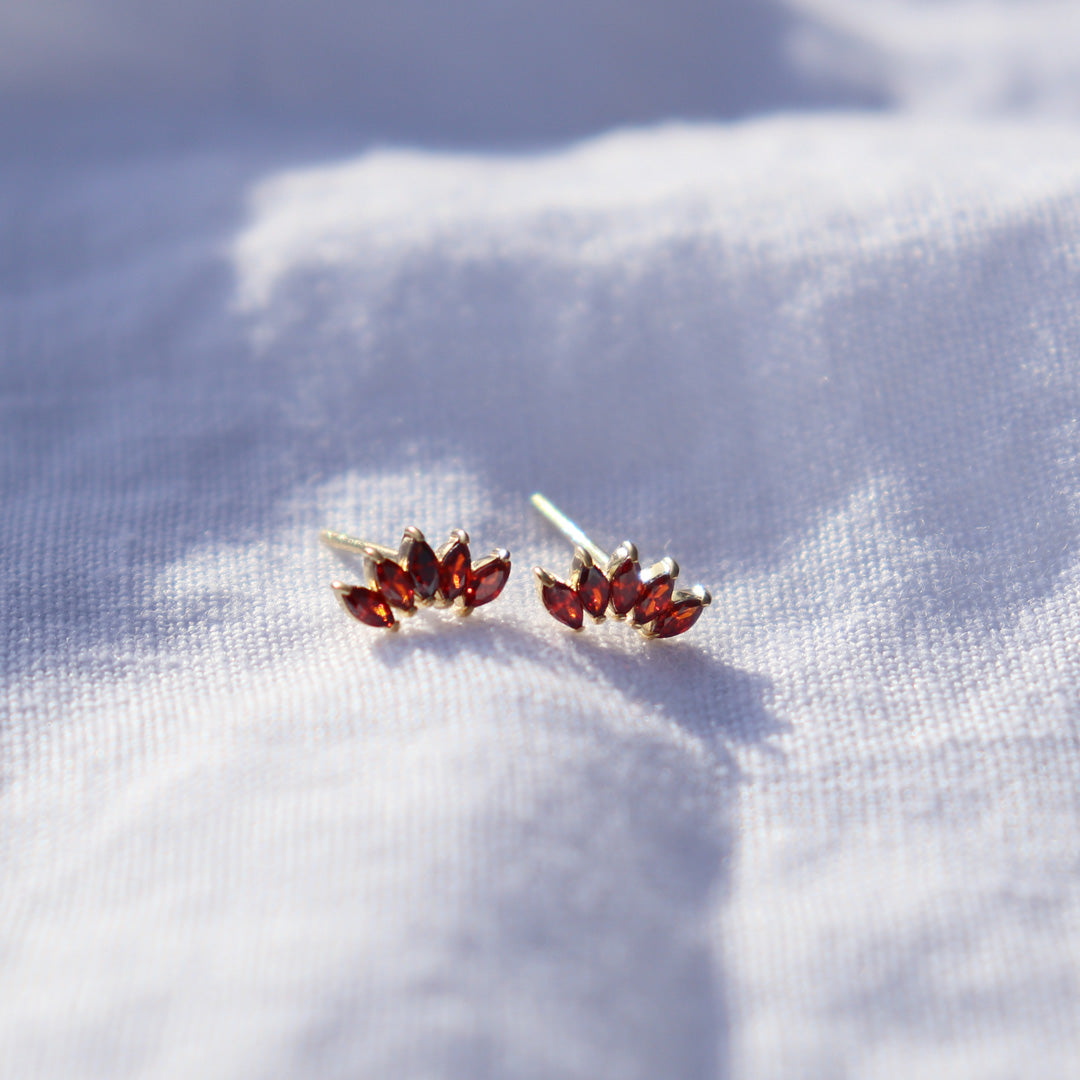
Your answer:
465;555;511;608
437;537;471;601
374;559;415;610
542;580;583;629
341;586;395;628
576;566;610;619
652;595;705;639
608;556;643;616
634;572;674;624
402;534;440;600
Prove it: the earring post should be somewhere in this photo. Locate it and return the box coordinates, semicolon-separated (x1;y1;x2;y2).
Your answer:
529;493;610;565
320;529;397;560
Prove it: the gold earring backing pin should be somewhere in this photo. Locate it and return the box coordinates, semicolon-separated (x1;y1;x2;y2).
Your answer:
320;529;398;560
529;493;610;566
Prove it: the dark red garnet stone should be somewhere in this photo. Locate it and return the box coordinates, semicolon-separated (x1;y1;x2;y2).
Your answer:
465;556;511;608
542;580;583;629
374;559;415;611
608;557;644;616
404;536;440;600
438;538;471;601
634;571;674;624
342;586;395;628
652;595;706;639
576;566;610;619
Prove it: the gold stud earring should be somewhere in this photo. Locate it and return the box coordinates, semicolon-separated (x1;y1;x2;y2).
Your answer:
321;526;511;630
530;494;710;639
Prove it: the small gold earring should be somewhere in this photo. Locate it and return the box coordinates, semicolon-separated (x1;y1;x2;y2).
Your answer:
321;526;511;630
530;494;710;639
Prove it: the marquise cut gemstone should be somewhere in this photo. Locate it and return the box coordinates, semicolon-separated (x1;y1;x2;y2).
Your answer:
438;538;471;601
465;556;511;608
576;566;610;619
608;557;644;616
634;572;674;624
404;536;440;600
341;586;395;628
542;580;584;629
652;595;705;639
374;559;415;610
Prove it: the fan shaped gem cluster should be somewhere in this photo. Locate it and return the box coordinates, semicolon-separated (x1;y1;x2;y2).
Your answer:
334;527;511;630
533;542;711;639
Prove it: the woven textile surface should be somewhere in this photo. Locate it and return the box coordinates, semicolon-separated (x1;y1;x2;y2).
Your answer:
3;2;1080;1077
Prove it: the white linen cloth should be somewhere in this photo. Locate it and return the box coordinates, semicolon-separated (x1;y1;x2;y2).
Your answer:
3;3;1080;1079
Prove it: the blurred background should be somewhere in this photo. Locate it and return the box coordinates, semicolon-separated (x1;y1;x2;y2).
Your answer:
3;0;1080;156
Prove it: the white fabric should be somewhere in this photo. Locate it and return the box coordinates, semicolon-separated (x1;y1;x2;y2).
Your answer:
4;4;1080;1079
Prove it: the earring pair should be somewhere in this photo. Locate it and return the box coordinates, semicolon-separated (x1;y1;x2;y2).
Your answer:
322;493;711;640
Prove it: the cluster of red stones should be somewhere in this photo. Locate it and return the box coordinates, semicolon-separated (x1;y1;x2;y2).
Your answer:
534;542;709;640
338;528;511;629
